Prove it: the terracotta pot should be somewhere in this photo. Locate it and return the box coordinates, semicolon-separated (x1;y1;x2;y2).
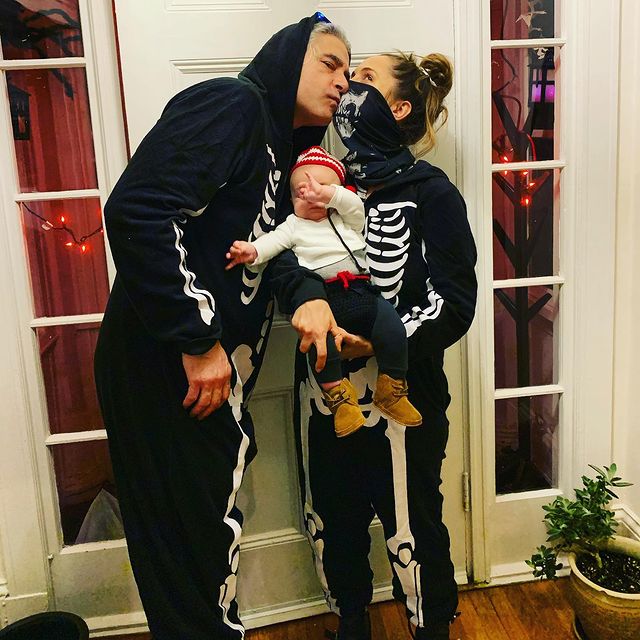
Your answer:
565;536;640;640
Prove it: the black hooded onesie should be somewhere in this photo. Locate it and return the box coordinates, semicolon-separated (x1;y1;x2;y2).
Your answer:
94;14;331;640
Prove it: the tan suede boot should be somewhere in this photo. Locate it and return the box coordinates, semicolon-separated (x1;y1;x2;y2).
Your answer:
373;374;422;427
323;378;366;438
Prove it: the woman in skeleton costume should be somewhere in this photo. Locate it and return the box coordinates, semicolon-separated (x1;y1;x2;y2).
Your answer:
273;52;477;640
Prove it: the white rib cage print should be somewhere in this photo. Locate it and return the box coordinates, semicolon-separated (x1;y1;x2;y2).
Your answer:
366;201;415;308
366;202;445;337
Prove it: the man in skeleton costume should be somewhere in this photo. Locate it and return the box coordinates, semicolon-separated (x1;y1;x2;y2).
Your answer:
272;53;477;640
94;15;350;640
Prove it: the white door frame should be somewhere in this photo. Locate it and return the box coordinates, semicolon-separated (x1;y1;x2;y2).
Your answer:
0;0;127;625
457;0;620;584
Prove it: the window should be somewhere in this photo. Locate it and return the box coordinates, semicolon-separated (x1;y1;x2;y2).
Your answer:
1;0;121;545
489;0;565;494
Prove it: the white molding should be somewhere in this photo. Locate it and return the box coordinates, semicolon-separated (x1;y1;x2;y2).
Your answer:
454;0;492;584
319;0;411;7
568;0;620;484
494;385;564;400
0;592;49;628
495;488;562;504
493;276;565;289
165;0;269;11
614;504;640;541
240;528;305;551
171;57;251;76
0;91;52;610
45;431;108;446
0;59;86;71
491;504;640;586
171;51;378;78
86;610;148;637
82;0;128;283
30;314;104;328
15;189;101;202
490;560;569;586
612;0;640;524
87;572;469;637
490;38;566;49
491;160;566;172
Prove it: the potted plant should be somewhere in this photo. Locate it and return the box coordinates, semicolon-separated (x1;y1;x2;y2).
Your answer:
527;464;640;639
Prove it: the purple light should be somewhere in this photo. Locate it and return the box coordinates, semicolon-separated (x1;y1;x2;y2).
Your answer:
545;84;556;102
531;84;542;103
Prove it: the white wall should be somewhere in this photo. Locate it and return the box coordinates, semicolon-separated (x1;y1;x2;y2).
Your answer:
613;0;640;520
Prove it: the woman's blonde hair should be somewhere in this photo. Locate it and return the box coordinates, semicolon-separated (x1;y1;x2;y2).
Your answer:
383;51;453;155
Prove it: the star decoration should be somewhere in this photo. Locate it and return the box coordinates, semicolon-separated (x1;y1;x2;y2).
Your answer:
516;10;547;28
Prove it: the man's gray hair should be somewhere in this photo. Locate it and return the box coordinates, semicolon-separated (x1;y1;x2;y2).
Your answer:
309;21;351;56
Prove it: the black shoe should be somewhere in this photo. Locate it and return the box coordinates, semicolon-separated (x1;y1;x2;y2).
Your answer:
413;623;450;640
325;610;371;640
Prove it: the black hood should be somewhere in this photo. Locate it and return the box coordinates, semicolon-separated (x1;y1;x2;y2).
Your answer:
239;13;327;147
367;158;450;195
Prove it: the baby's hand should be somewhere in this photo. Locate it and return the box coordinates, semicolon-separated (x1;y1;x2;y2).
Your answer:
225;240;258;270
296;171;335;206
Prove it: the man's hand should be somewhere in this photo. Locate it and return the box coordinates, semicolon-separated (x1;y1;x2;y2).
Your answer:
296;171;335;206
291;299;338;372
336;331;374;360
226;240;258;270
182;341;232;420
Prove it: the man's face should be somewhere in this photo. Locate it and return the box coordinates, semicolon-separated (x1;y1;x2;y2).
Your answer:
294;33;350;128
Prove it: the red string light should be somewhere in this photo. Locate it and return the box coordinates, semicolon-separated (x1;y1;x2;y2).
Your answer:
21;203;102;254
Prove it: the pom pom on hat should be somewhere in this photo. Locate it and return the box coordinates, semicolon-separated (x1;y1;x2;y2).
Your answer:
291;146;346;185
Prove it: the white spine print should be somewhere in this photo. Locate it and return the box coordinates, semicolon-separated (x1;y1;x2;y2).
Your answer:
241;144;281;306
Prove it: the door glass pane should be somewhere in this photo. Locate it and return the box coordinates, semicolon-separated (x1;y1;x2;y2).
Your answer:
37;323;103;434
6;67;97;192
492;47;559;164
21;198;108;318
494;285;559;389
493;169;560;280
51;441;122;546
491;0;557;41
495;393;559;494
1;1;84;60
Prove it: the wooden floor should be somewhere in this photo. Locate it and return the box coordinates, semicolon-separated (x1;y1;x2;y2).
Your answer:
114;579;576;640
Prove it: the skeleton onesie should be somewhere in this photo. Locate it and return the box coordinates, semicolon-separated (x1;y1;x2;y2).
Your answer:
275;155;477;629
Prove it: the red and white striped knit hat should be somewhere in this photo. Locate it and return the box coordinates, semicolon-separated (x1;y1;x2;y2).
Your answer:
291;146;346;185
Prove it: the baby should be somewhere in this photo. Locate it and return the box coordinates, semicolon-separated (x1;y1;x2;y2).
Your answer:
226;146;421;436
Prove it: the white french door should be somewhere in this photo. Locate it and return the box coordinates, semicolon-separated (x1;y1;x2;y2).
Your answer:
114;0;470;623
0;0;471;634
461;0;620;584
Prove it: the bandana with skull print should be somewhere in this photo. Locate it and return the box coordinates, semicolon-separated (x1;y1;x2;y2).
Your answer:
332;80;415;186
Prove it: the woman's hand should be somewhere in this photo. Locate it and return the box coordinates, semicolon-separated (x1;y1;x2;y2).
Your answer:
226;240;258;270
335;330;374;360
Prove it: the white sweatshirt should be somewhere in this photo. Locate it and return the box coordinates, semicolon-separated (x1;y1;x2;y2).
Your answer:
251;185;366;270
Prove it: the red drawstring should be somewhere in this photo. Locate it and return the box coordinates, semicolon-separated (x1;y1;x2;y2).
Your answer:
324;270;370;289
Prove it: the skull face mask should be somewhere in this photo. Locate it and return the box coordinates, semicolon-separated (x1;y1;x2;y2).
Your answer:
332;81;415;186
